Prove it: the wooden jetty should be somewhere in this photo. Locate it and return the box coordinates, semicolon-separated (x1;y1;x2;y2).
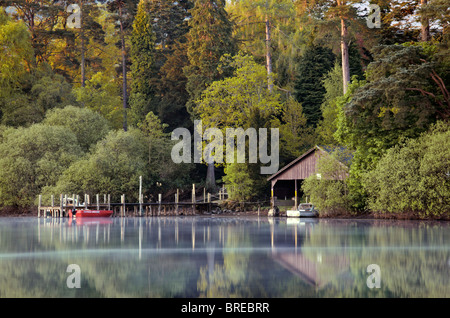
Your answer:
37;184;226;218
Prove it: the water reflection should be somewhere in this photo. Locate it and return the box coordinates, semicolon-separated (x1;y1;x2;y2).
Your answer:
0;217;448;297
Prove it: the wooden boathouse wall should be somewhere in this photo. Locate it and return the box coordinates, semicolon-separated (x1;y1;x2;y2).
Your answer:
267;146;349;208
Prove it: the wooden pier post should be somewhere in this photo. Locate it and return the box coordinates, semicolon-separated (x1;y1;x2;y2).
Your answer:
51;195;54;216
59;194;63;218
175;193;178;215
38;195;42;218
85;194;88;210
158;194;162;216
121;194;125;217
139;176;143;216
208;193;211;213
107;194;111;211
294;179;298;209
96;194;100;210
192;184;196;215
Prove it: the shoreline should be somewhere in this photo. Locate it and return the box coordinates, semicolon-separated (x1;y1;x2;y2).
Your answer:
1;207;449;221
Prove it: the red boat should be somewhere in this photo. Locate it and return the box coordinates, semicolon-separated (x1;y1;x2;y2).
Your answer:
69;210;113;218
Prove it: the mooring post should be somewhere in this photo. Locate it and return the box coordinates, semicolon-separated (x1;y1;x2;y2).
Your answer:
96;194;100;210
175;193;178;215
139;176;143;216
38;195;42;218
59;194;63;218
208;193;211;213
51;194;54;214
192;184;196;215
203;187;206;203
176;189;179;215
107;194;111;211
85;194;88;210
158;194;162;216
121;194;125;217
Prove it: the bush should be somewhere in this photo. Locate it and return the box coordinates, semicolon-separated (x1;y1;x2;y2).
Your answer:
0;124;81;207
363;121;450;217
43;105;111;152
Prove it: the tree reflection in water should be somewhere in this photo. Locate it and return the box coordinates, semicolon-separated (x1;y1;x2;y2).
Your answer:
0;217;448;297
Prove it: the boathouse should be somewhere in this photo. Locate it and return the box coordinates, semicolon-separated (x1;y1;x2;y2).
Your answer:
267;145;350;208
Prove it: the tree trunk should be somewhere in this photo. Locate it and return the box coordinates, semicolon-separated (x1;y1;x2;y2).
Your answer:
206;164;216;192
119;6;128;132
265;13;273;92
79;0;86;87
420;0;430;42
340;17;350;94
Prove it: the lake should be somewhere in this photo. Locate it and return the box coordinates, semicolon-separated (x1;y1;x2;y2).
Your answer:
0;216;449;298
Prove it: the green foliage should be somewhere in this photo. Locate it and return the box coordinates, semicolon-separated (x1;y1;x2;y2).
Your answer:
43;105;111;152
293;45;336;127
335;44;448;210
301;147;351;216
0;9;34;98
43;128;149;203
223;163;255;202
128;0;157;126
1;63;76;127
363;121;450;217
315;62;343;145
73;72;123;129
195;53;282;129
195;52;281;200
277;96;314;161
184;0;237;115
0;124;81;207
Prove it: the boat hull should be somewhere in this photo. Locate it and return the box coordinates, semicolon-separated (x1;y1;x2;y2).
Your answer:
286;210;318;218
69;210;113;218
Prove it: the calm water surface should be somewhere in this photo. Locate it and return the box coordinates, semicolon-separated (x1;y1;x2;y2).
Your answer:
0;216;449;298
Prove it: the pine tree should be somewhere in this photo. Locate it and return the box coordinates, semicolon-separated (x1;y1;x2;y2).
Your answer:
293;45;336;128
128;0;156;126
183;0;237;116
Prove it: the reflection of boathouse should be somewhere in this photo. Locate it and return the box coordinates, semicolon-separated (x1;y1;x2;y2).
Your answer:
269;220;351;288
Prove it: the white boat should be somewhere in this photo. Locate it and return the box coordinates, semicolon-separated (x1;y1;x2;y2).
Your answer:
286;203;318;218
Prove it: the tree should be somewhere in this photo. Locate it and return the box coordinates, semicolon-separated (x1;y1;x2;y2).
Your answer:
43;128;149;202
105;0;137;132
335;43;449;210
195;53;282;194
184;0;237;115
315;62;343;145
184;0;238;190
293;45;336;128
297;0;375;94
0;9;34;99
128;0;156;126
43;105;111;152
0;124;82;208
363;121;450;217
146;0;193;130
228;0;302;93
73;71;123;129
